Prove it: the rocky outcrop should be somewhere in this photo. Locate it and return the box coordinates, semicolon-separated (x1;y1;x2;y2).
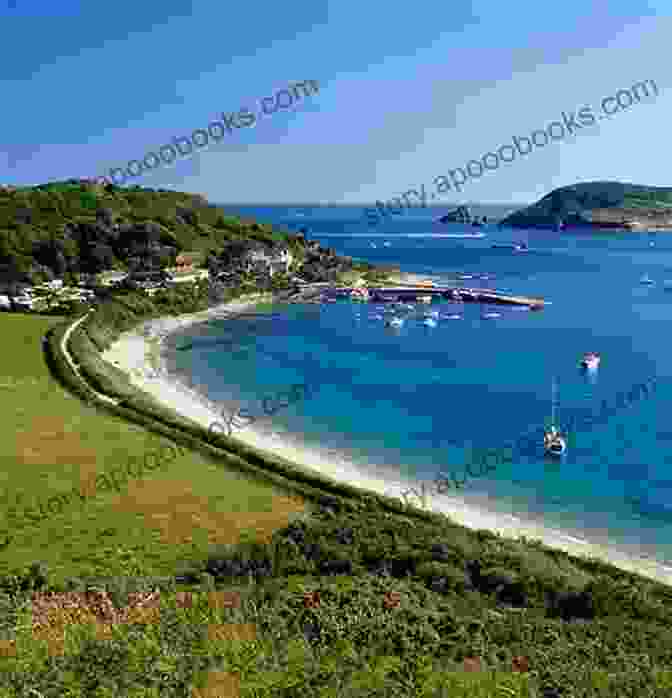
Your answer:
589;207;672;230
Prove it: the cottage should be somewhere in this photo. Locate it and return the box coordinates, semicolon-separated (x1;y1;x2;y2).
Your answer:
175;254;196;273
101;272;128;287
242;243;293;277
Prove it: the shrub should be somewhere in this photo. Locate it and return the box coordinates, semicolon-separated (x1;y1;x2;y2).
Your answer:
416;561;468;593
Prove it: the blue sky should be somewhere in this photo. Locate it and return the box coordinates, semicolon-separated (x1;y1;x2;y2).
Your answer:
0;0;669;204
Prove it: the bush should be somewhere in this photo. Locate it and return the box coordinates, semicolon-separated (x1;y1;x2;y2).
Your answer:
416;561;468;593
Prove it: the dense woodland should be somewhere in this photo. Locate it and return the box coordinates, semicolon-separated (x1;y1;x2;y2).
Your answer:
0;180;366;295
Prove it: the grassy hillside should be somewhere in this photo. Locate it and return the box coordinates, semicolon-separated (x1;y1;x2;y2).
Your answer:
500;181;672;228
0;312;306;580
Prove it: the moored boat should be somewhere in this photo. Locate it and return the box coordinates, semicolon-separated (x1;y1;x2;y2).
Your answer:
544;379;567;457
492;242;528;252
350;287;370;302
580;352;600;370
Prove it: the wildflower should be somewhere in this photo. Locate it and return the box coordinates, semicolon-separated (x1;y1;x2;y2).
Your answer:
463;656;482;672
303;591;321;609
383;591;401;609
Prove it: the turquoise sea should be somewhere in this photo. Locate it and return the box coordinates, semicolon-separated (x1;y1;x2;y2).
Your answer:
165;204;672;567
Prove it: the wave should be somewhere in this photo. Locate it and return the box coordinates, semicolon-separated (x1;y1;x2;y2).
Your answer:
318;233;487;238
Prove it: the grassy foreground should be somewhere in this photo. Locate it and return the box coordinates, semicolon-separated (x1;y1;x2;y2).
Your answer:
3;313;672;696
0;312;306;581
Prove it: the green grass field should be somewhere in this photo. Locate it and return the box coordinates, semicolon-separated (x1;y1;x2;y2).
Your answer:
0;313;307;586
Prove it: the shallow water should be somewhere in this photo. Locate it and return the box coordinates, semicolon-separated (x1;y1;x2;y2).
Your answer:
167;205;672;565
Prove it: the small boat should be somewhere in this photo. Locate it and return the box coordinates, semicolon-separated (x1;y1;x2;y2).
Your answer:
423;318;437;327
417;295;433;304
443;314;462;320
482;312;501;319
492;242;528;252
383;241;391;247
544;379;567;457
640;274;655;285
424;310;439;318
350;287;370;302
386;317;403;327
580;352;600;370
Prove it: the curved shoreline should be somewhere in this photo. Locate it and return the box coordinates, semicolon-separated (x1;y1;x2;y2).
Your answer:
101;292;672;588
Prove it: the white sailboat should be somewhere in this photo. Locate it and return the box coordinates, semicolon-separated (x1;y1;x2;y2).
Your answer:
544;378;567;456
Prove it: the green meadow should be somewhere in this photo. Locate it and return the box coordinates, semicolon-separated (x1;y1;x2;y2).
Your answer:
0;313;307;586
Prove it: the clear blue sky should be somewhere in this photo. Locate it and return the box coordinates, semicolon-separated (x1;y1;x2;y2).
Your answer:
0;0;669;204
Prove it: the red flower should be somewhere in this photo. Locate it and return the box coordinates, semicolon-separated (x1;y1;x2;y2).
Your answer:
383;591;401;609
512;656;529;673
303;591;321;608
463;656;482;672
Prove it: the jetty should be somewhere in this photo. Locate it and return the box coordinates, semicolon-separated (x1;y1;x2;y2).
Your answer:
325;285;546;309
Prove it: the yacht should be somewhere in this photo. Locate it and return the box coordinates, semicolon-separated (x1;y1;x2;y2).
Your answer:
580;352;600;370
544;379;567;457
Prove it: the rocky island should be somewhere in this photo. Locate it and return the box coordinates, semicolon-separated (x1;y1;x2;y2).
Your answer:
500;181;672;231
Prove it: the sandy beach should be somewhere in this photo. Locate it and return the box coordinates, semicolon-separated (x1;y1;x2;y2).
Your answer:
100;290;672;588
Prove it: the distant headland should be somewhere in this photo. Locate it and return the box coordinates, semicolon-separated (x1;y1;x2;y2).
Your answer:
500;181;672;230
